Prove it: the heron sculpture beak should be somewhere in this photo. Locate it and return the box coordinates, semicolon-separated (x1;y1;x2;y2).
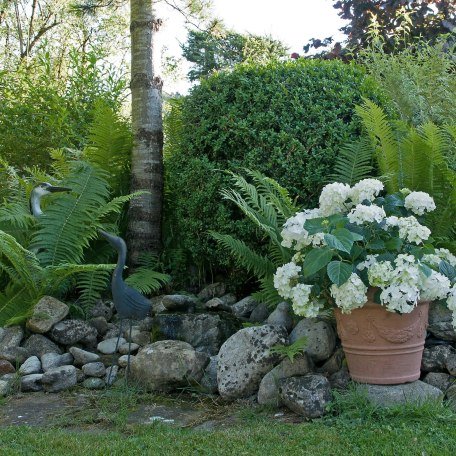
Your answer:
48;186;72;193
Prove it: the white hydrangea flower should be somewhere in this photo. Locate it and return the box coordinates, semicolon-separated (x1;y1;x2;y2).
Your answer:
447;286;456;312
280;209;323;250
420;272;451;301
290;284;322;318
368;261;395;287
436;248;456;267
396;216;431;244
319;182;351;217
404;191;436;216
379;283;420;313
421;253;442;267
383;216;399;230
350;179;384;204
347;204;386;225
330;273;367;314
356;254;378;271
273;262;301;299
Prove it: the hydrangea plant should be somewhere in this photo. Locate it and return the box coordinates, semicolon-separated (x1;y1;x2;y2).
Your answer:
273;179;456;328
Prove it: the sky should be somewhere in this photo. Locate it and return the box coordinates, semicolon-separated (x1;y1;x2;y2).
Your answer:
156;0;347;93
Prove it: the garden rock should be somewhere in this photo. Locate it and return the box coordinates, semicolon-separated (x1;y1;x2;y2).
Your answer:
266;302;293;332
217;325;287;400
423;372;454;393
97;337;126;355
421;345;456;372
89;316;109;336
200;356;218;394
41;352;73;372
83;377;106;390
139;317;154;332
446;385;456;402
89;301;114;321
289;318;336;362
21;374;43;392
0;359;15;375
316;348;345;376
19;356;41;375
152;313;241;356
249;303;270;323
0;379;9;396
198;283;226;301
204;298;231;312
26;296;69;334
82;362;106;378
49;320;95;346
219;294;237;306
446;354;456;375
279;374;331;418
105;365;118;386
428;302;456;341
231;296;258;318
0;326;23;351
104;324;120;340
119;342;140;355
126;326;150;346
363;381;443;407
41;365;77;392
0;346;30;364
150;296;166;314
258;353;312;406
162;295;197;312
329;367;351;390
22;334;62;357
131;340;209;391
69;347;100;366
75;368;85;383
118;355;129;368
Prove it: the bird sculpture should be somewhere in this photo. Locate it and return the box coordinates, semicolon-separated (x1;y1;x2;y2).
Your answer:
30;182;72;217
99;230;151;384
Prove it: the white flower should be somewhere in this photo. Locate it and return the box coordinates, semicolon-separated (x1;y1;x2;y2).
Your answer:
280;209;323;250
347;204;386;225
330;273;367;314
396;216;431;244
290;284;322;318
350;179;384;204
319;182;351;217
447;286;456;312
404;191;436;216
420;272;451;301
436;248;456;267
273;262;301;299
383;216;399;229
356;254;378;271
368;261;395;287
379;283;420;313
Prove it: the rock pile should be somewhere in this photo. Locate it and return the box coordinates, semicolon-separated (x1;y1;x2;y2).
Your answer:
1;285;455;419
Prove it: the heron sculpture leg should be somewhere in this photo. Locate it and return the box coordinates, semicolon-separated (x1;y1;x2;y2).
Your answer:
126;319;133;386
107;319;124;388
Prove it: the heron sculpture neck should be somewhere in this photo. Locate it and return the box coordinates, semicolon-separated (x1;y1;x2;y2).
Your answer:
99;230;127;281
30;183;72;217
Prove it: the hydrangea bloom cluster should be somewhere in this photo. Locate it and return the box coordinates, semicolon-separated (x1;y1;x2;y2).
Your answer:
273;179;456;329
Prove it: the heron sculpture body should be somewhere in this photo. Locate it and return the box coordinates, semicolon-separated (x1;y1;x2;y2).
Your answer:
99;230;151;384
30;182;72;217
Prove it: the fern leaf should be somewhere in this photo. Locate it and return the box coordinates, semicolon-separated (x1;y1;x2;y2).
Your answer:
252;276;283;307
125;269;171;294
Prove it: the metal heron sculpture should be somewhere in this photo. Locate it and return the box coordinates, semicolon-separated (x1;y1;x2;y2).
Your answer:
99;230;151;384
30;182;72;217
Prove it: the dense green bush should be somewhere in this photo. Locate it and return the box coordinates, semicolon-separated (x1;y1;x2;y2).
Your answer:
164;59;384;284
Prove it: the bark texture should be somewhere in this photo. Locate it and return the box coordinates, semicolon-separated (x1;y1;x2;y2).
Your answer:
128;0;163;265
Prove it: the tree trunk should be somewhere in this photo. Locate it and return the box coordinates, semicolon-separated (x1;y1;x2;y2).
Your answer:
128;0;163;266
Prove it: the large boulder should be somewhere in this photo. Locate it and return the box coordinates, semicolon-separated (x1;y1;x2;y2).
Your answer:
421;345;456;373
217;325;287;400
289;318;336;362
49;320;96;346
258;354;312;406
22;334;62;357
0;326;23;353
152;313;241;356
428;302;456;341
130;340;209;391
26;296;69;334
279;374;332;418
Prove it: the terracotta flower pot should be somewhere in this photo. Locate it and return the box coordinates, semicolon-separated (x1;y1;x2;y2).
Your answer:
334;290;429;385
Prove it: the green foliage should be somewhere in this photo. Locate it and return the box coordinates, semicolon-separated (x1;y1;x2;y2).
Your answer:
165;59;384;284
269;337;307;363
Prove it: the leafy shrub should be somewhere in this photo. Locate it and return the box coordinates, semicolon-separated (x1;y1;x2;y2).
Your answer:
165;59;384;284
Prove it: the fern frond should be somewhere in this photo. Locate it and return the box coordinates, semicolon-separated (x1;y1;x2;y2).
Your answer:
252;276;283;308
76;269;112;309
125;269;171;294
0;283;39;327
96;191;147;221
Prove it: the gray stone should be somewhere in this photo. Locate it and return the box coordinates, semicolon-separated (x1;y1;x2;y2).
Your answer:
423;372;454;393
41;365;77;392
127;327;150;346
421;345;456;372
279;374;332;418
200;356;218;394
363;381;443;407
0;346;30;364
219;294;237;306
0;359;15;375
329;368;351;390
69;347;100;366
41;352;72;372
97;337;126;354
249;303;270;323
21;374;43;392
75;368;85;383
266;302;293;332
118;354;130;368
198;283;226;301
79;326;98;349
316;348;345;376
26;296;69;334
131;340;209;392
105;365;118;386
22;334;62;357
104;323;120;340
0;326;23;351
428;302;456;341
150;296;166;314
231;296;258;318
19;356;41;375
89;316;109;336
0;379;10;396
152;313;241;356
446;354;456;375
119;342;140;355
204;298;231;312
217;325;287;400
162;295;197;311
89;301;114;321
258;354;312;406
49;319;95;345
82;362;106;378
83;377;106;390
446;384;456;402
289;318;336;362
139;317;154;332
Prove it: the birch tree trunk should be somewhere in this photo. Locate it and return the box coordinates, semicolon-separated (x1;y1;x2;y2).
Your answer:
128;0;163;265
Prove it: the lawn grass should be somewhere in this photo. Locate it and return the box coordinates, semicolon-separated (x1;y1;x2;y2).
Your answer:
1;386;455;456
